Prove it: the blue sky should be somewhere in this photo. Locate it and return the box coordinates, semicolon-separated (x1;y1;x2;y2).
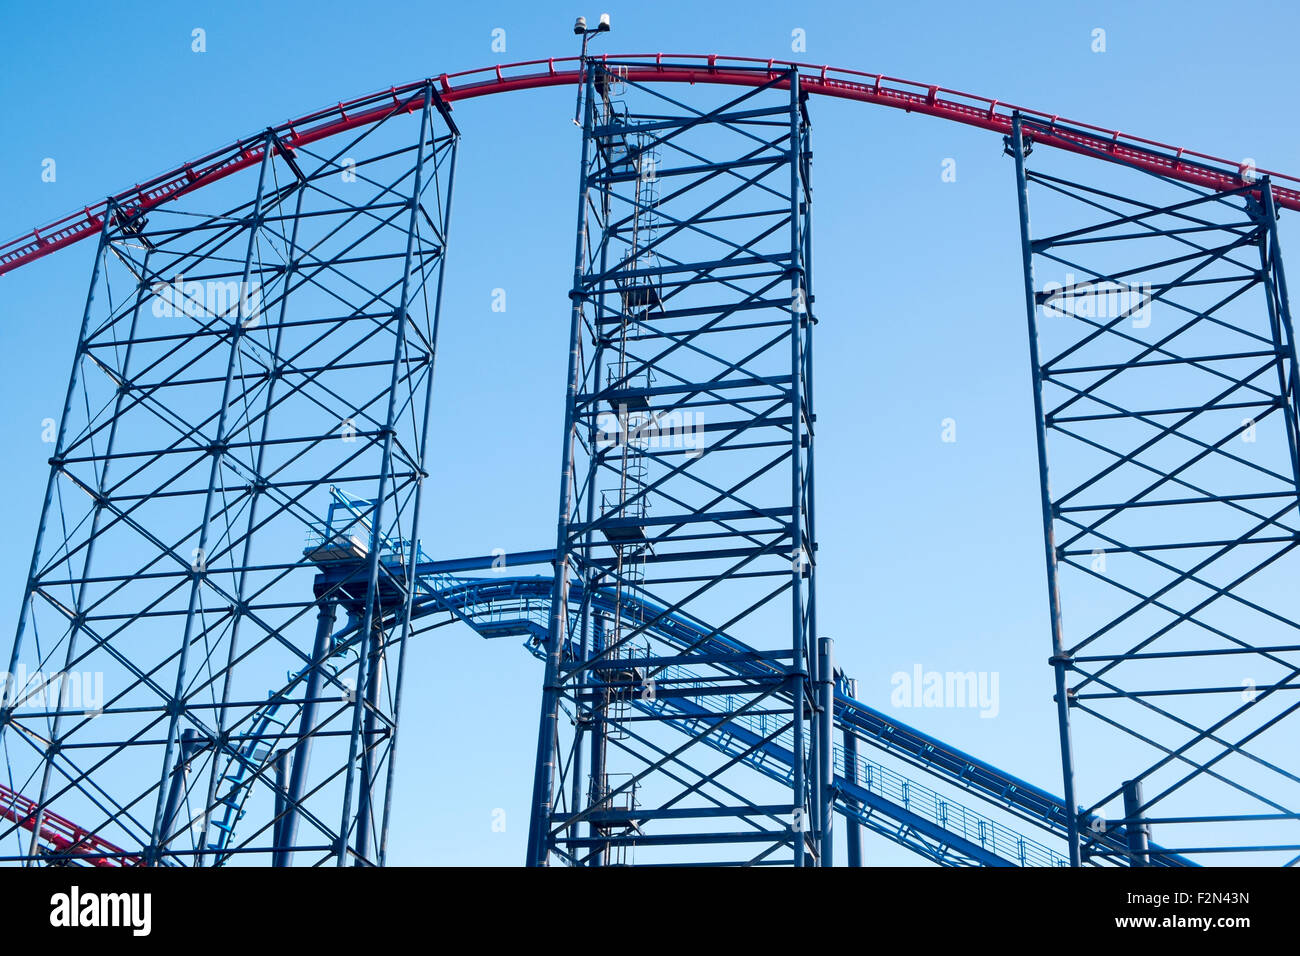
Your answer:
1;0;1298;865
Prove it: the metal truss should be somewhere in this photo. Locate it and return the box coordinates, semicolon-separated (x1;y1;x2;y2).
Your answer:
0;83;457;867
526;61;829;866
11;54;1300;279
6;52;1295;871
1011;114;1300;866
397;557;1089;867
400;553;1187;867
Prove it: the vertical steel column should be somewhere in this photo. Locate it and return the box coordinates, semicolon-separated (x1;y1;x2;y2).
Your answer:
816;636;834;866
274;597;337;867
571;170;611;865
1010;113;1081;867
1121;779;1149;867
352;618;385;864
800;84;824;866
530;62;822;867
375;136;459;868
14;216;147;860
526;65;598;869
334;84;436;866
194;174;307;862
145;133;277;866
842;690;864;868
161;729;201;856
587;611;608;866
787;68;811;867
1259;180;1300;495
273;749;289;851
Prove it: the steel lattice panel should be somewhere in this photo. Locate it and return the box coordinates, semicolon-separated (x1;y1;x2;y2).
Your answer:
0;87;457;866
527;64;831;866
1012;117;1300;866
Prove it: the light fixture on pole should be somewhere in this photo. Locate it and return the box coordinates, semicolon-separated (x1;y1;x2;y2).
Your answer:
572;13;612;125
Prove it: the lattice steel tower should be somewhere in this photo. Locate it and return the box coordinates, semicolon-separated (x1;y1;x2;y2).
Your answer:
1011;115;1300;866
6;50;1296;871
526;63;831;866
0;84;457;866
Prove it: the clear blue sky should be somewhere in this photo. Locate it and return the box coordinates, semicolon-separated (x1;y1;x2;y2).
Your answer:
1;0;1297;865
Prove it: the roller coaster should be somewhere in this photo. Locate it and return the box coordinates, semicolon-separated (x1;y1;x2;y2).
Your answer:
1;53;1298;867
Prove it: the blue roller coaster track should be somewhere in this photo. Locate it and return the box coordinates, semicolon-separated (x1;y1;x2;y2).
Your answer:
205;534;1191;868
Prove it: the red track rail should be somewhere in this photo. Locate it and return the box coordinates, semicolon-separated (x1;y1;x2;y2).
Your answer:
3;53;1297;276
0;782;139;866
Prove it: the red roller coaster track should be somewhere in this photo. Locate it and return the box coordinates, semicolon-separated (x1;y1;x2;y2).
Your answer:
0;782;138;866
2;53;1297;277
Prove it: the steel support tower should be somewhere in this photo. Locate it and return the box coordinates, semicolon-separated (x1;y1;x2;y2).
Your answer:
2;53;1297;869
0;84;457;866
1011;115;1300;866
526;62;829;866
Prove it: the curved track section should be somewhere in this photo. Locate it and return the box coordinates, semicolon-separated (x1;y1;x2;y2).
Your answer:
3;53;1298;276
385;560;1193;866
0;781;138;866
6;559;1188;867
307;570;1057;865
3;53;1271;868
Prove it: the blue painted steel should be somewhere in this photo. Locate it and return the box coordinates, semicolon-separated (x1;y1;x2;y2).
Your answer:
394;569;1193;866
164;552;1197;867
0;86;459;867
408;565;1149;852
1011;114;1300;865
842;710;864;867
526;60;823;866
1;207;117;860
1122;778;1149;866
1011;114;1083;866
273;599;337;867
410;571;1088;865
4;56;1291;870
